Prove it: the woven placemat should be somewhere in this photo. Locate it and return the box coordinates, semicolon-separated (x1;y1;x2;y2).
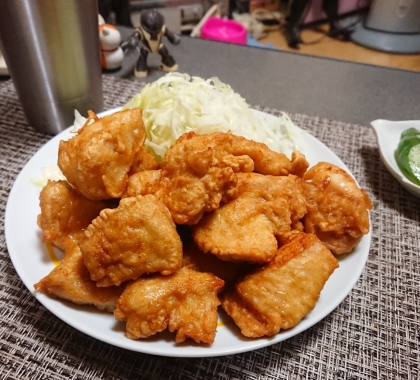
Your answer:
0;76;418;380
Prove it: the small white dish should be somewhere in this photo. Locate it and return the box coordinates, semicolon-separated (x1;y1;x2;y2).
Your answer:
371;119;420;198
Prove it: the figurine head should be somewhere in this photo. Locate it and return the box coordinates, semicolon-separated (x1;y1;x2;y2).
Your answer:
99;24;122;50
140;9;165;40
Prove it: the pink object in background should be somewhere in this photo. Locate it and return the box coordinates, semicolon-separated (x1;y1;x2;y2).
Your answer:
201;17;247;44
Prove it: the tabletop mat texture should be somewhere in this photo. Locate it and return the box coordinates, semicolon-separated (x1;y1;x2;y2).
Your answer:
0;76;419;380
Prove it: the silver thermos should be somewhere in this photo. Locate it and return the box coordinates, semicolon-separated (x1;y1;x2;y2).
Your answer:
0;0;104;134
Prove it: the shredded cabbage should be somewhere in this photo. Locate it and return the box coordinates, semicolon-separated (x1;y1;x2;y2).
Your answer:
31;165;66;188
123;72;301;160
71;110;88;133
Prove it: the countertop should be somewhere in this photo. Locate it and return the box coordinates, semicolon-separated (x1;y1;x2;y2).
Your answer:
2;31;419;125
110;28;420;126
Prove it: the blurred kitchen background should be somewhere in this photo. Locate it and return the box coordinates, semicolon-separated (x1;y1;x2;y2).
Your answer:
122;0;420;71
1;0;419;76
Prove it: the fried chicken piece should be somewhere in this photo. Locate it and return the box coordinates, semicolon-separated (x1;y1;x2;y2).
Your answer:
58;109;146;200
129;146;160;174
302;162;373;254
193;197;285;263
34;239;125;312
123;170;162;198
79;194;183;287
230;139;309;177
221;233;339;338
192;173;307;263
37;180;107;251
114;267;224;344
182;243;254;287
167;132;308;177
122;132;308;226
156;132;251;225
236;173;307;230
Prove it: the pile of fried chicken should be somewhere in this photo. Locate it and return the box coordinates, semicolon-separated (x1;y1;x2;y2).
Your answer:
34;109;373;344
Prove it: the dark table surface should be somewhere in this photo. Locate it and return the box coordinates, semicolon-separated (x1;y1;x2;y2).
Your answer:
105;27;420;126
2;29;419;126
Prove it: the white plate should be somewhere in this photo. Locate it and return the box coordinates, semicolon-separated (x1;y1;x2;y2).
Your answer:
5;108;371;358
371;119;420;198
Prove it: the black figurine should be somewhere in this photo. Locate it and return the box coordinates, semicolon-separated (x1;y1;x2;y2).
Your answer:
285;0;353;49
121;9;180;77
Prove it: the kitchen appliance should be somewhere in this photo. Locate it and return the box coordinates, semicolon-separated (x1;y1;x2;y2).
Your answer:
351;0;420;53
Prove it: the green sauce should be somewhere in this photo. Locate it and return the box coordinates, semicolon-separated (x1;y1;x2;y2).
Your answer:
395;128;420;186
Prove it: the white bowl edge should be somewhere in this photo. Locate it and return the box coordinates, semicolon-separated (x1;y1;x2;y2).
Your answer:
370;119;420;198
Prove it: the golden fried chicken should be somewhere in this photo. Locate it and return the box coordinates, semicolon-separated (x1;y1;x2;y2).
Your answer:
156;132;247;225
123;169;162;198
221;233;339;338
129;146;160;174
182;243;254;287
166;132;308;177
34;239;125;312
228;137;309;177
58;109;146;200
150;131;309;225
193;197;285;263
302;162;373;254
79;194;183;287
114;267;224;344
192;173;307;263
37;180;107;251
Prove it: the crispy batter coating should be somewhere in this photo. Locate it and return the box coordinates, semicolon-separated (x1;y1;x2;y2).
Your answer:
58;109;146;200
229;139;309;177
221;233;339;338
156;132;247;225
165;131;308;176
37;180;107;251
192;173;307;263
114;267;224;344
34;239;125;312
193;198;284;263
129;146;160;174
149;131;309;225
123;170;162;198
302;162;373;254
79;194;183;287
182;243;254;287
